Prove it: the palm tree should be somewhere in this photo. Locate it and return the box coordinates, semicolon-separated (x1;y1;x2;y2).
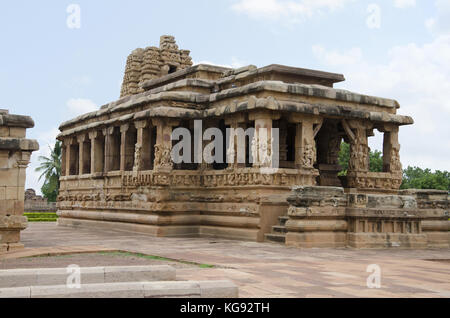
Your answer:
35;141;62;202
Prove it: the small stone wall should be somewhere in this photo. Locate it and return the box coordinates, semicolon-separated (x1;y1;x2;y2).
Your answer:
286;186;449;249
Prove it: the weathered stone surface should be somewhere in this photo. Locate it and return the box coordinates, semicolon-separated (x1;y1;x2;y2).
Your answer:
285;186;449;249
0;280;238;298
0;110;38;253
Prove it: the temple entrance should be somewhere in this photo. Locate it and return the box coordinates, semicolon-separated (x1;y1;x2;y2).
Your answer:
314;119;346;187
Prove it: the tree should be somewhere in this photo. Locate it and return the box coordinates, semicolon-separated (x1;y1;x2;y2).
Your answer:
401;166;450;191
338;142;383;175
35;141;62;202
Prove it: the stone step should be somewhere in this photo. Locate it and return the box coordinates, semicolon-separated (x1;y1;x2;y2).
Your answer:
265;233;286;244
0;265;176;288
272;226;287;234
278;216;289;226
0;280;239;298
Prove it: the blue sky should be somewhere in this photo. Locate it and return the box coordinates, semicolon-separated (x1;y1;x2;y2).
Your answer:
0;0;448;193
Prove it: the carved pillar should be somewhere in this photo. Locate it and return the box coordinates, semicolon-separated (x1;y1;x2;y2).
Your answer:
347;124;370;173
249;111;280;169
77;135;87;175
89;131;104;174
200;119;217;171
152;118;179;172
120;124;129;171
64;138;71;177
134;120;152;171
289;115;322;169
225;114;247;169
103;127;120;172
382;125;402;173
61;144;67;177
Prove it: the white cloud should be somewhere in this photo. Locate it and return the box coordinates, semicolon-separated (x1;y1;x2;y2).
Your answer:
426;0;450;35
312;35;450;171
393;0;416;9
66;98;98;116
231;0;354;24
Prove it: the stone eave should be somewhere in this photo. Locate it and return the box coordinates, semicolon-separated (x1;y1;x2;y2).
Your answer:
141;64;231;90
0;113;35;128
0;138;39;152
59;81;401;131
57;99;413;139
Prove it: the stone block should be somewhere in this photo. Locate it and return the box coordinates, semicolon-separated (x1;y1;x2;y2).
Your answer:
104;265;176;283
286;232;347;248
198;280;239;298
143;281;201;298
0;286;30;298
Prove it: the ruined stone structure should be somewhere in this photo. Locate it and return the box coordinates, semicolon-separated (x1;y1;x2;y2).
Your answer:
0;110;39;253
56;35;449;248
24;189;57;213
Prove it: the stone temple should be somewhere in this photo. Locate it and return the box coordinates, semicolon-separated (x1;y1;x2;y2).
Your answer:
56;35;449;249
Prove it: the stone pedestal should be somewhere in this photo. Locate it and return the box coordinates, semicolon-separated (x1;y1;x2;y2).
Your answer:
317;164;342;187
0;109;39;253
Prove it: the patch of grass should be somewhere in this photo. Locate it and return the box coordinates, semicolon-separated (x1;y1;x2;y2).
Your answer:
25;213;58;222
99;251;215;268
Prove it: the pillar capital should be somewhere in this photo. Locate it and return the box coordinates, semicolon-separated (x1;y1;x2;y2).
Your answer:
102;126;116;136
248;110;280;121
120;123;130;133
288;114;322;125
77;134;86;143
134;120;149;130
88;130;99;140
152;118;180;128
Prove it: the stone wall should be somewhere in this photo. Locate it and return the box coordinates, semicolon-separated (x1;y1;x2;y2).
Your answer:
0;110;39;253
285;186;449;249
24;189;57;212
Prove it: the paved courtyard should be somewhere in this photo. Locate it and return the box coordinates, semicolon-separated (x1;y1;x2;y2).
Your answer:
1;223;449;298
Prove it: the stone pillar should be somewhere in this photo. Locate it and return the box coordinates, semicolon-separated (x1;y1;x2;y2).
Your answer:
89;131;104;174
199;119;217;171
120;124;129;172
134;120;152;171
225;114;247;169
152;118;179;172
0;110;39;253
103;127;120;172
249;111;280;169
348;124;370;173
61;144;67;177
64;138;71;177
289;115;322;169
77;135;86;175
382;125;402;173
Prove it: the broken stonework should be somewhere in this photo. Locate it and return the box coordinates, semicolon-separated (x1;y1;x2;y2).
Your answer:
0;110;39;253
285;186;449;249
